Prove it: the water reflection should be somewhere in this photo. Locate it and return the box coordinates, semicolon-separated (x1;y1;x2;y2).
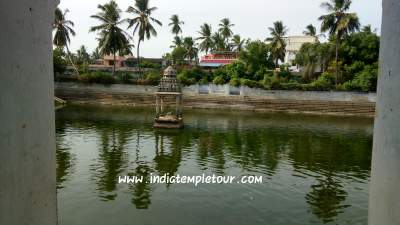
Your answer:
56;105;372;225
92;125;129;201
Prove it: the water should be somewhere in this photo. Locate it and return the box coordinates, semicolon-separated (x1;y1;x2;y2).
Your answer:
56;105;373;225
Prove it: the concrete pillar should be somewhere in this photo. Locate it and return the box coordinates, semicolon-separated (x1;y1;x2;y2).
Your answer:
0;0;57;225
369;0;400;224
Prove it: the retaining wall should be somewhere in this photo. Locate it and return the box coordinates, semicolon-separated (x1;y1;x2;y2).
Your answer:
55;82;376;117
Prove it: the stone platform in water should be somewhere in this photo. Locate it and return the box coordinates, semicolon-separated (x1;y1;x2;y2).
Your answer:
153;115;184;129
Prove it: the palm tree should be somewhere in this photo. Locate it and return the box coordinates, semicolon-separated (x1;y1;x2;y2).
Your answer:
218;18;234;47
211;32;226;52
169;14;184;37
231;35;245;52
196;23;213;55
267;21;288;67
319;0;360;84
76;45;90;65
183;37;198;64
303;24;317;36
90;0;132;76
53;7;79;75
91;47;101;60
170;36;183;48
126;0;162;73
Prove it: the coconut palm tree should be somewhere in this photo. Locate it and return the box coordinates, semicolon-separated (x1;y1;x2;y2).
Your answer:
267;21;288;67
231;35;245;52
183;37;198;64
211;32;226;52
303;24;317;36
218;18;234;47
76;45;90;65
126;0;162;73
319;0;360;84
53;7;79;75
90;0;132;76
169;14;184;37
196;23;213;55
170;36;183;48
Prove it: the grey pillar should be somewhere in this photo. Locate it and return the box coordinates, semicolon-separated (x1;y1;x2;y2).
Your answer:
369;0;400;224
0;0;57;225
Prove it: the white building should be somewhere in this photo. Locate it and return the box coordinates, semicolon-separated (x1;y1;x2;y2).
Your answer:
283;36;317;71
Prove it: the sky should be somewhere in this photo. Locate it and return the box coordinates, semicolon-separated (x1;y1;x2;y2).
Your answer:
58;0;383;58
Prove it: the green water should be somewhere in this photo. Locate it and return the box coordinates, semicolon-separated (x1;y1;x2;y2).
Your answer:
56;105;373;225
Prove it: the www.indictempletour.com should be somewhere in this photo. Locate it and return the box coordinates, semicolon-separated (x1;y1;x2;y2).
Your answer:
118;174;263;186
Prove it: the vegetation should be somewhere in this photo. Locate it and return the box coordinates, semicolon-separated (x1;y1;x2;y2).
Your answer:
267;21;288;67
53;7;79;75
126;0;162;73
169;14;184;37
90;0;132;76
53;0;379;93
319;0;360;84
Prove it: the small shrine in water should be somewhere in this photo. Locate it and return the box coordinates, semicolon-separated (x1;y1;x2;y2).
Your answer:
154;66;183;129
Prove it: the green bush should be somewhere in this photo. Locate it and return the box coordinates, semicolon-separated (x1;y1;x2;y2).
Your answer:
213;76;225;85
78;71;116;84
117;72;134;84
212;67;229;82
177;72;196;86
145;70;162;85
199;77;209;85
303;72;335;91
339;63;378;92
229;77;241;87
240;78;263;88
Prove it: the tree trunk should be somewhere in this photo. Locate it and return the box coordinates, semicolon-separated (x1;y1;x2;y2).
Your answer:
112;51;116;77
65;45;79;75
335;36;339;86
137;39;141;75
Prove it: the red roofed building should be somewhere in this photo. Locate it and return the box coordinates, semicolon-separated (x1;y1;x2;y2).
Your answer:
199;51;238;68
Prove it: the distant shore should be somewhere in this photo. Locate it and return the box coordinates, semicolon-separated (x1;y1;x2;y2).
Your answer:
55;82;376;117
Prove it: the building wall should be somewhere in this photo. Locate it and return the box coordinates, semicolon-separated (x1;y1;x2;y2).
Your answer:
284;36;317;65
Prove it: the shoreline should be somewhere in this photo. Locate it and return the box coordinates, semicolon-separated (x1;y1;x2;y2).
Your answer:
55;82;376;118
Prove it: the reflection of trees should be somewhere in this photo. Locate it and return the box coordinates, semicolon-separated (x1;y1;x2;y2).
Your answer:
92;125;130;201
130;162;152;209
130;130;153;209
55;120;75;189
154;132;182;176
56;105;372;221
306;175;349;223
197;132;226;174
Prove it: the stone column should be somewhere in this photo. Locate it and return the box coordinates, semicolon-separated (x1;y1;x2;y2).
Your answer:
369;0;400;224
0;0;57;225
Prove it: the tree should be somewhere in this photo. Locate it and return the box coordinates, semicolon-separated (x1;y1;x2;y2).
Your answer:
303;24;317;36
91;47;101;61
76;45;90;65
319;0;360;85
53;47;68;76
183;37;198;64
197;23;213;54
127;0;162;73
218;18;234;47
170;36;183;48
53;7;79;75
211;32;226;52
90;0;132;76
171;46;186;66
267;21;288;67
239;40;274;75
231;35;245;52
169;14;184;37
